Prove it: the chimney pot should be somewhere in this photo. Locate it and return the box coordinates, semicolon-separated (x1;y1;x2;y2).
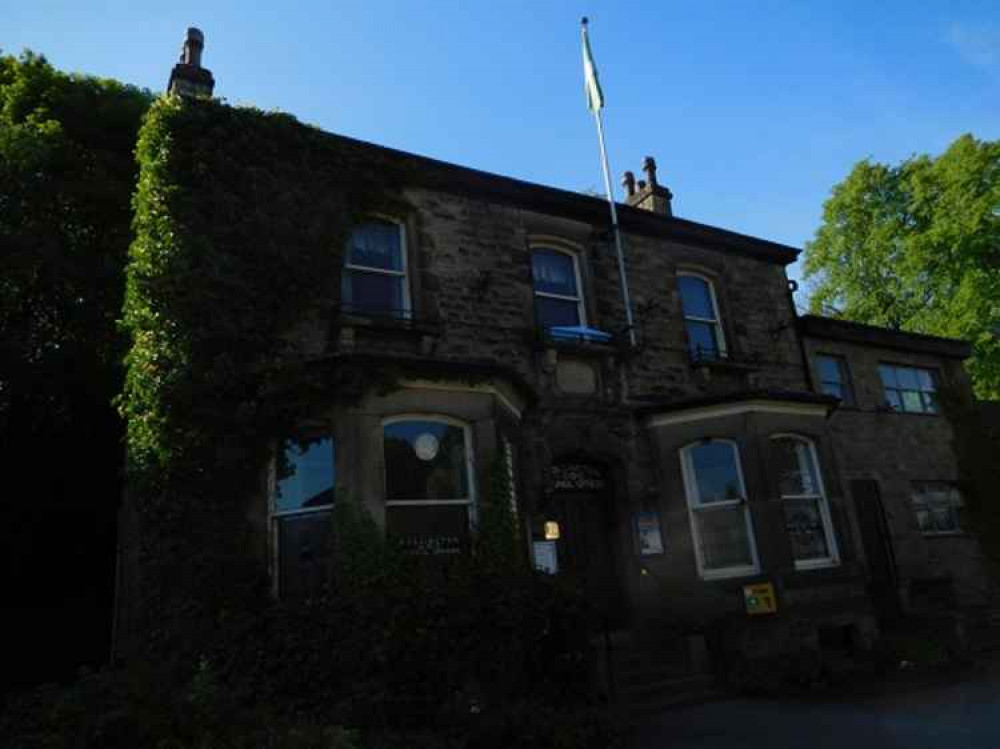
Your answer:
636;179;647;191
642;156;658;187
181;27;205;66
622;171;636;197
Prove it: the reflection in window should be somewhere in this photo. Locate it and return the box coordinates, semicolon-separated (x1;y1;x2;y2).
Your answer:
879;364;938;414
816;354;854;405
342;220;408;318
678;274;725;361
772;436;839;568
911;481;964;534
384;418;474;554
532;248;584;331
680;440;758;577
273;438;335;599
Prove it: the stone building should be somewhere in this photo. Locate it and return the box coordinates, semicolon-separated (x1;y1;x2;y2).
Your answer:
122;32;995;700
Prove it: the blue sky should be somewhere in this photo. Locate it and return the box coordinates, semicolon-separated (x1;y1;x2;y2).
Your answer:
4;1;999;304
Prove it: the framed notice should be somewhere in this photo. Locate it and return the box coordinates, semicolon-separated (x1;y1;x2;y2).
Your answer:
743;582;778;615
635;511;665;556
533;540;558;574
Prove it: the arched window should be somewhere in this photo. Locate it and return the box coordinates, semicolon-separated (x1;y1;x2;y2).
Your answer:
383;416;476;554
679;439;759;578
531;247;585;331
677;273;725;361
771;435;839;569
342;218;410;318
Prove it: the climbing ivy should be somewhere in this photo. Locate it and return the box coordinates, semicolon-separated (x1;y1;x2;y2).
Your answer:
121;95;410;651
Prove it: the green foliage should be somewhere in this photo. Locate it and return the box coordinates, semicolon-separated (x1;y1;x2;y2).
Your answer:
0;50;152;425
804;134;1000;398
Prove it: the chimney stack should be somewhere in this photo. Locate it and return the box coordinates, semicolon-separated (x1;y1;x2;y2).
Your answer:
625;156;673;216
167;28;215;98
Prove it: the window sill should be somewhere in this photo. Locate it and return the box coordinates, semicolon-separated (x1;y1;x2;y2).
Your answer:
793;558;840;572
699;565;761;581
921;531;967;538
690;352;760;372
532;333;633;358
336;309;442;337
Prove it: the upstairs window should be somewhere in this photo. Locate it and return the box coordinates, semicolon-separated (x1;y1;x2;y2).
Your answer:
771;435;839;569
678;273;725;361
816;354;854;405
532;248;585;331
879;364;938;414
911;481;964;535
383;417;476;554
273;438;336;599
342;219;409;318
680;440;759;578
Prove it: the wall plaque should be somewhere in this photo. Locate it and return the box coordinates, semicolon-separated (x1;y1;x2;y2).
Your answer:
550;463;606;492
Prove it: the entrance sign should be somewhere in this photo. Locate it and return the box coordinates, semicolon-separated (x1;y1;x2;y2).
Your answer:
634;511;665;555
533;540;559;574
743;582;777;615
550;463;606;492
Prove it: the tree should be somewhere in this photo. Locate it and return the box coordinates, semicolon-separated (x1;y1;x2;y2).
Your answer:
0;51;152;692
804;134;1000;399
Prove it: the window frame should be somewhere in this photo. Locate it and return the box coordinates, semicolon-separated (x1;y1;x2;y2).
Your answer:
679;438;760;580
342;217;411;319
878;363;939;414
677;271;727;361
269;436;337;598
531;245;587;331
381;414;478;530
815;353;855;406
770;434;841;570
911;480;964;536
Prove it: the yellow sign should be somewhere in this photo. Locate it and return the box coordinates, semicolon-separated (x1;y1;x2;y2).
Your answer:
743;582;777;615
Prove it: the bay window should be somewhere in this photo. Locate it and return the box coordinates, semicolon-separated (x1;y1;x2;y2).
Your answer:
771;435;839;569
383;416;476;554
680;439;759;578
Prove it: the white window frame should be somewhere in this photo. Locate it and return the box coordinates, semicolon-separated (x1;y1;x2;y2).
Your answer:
677;271;727;360
770;434;840;570
382;414;478;529
878;363;938;414
531;246;587;329
343;218;411;319
269;436;336;597
679;439;760;580
911;481;964;536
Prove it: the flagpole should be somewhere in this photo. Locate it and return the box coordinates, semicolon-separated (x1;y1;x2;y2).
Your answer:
582;18;636;348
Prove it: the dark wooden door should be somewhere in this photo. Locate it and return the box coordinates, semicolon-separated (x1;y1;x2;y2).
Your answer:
553;490;624;629
850;479;901;624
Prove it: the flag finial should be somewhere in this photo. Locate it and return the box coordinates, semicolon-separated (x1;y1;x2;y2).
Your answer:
581;16;588;25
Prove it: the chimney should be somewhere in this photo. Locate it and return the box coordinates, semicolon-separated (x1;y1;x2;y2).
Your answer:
167;28;215;98
625;156;673;216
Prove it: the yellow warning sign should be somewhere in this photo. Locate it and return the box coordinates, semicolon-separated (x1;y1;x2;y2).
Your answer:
743;582;777;615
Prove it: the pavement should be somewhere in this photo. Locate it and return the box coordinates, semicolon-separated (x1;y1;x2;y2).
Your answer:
631;667;1000;749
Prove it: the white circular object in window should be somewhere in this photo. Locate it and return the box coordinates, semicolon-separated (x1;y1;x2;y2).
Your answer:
413;432;440;461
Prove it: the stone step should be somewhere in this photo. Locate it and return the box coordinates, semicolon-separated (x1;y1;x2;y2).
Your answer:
617;674;714;703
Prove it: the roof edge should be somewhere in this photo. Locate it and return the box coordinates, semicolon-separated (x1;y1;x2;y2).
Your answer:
798;315;972;359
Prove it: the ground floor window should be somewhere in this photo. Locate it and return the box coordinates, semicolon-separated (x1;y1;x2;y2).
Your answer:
680;439;759;578
383;416;476;554
272;438;335;598
911;481;964;535
771;435;840;569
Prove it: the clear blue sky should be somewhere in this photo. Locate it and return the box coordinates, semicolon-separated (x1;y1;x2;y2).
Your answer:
5;1;999;303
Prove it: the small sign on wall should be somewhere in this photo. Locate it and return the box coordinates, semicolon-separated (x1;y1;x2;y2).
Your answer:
743;582;778;615
634;511;665;556
533;540;558;574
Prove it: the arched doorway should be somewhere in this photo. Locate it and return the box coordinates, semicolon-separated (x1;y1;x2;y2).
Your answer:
537;460;626;629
